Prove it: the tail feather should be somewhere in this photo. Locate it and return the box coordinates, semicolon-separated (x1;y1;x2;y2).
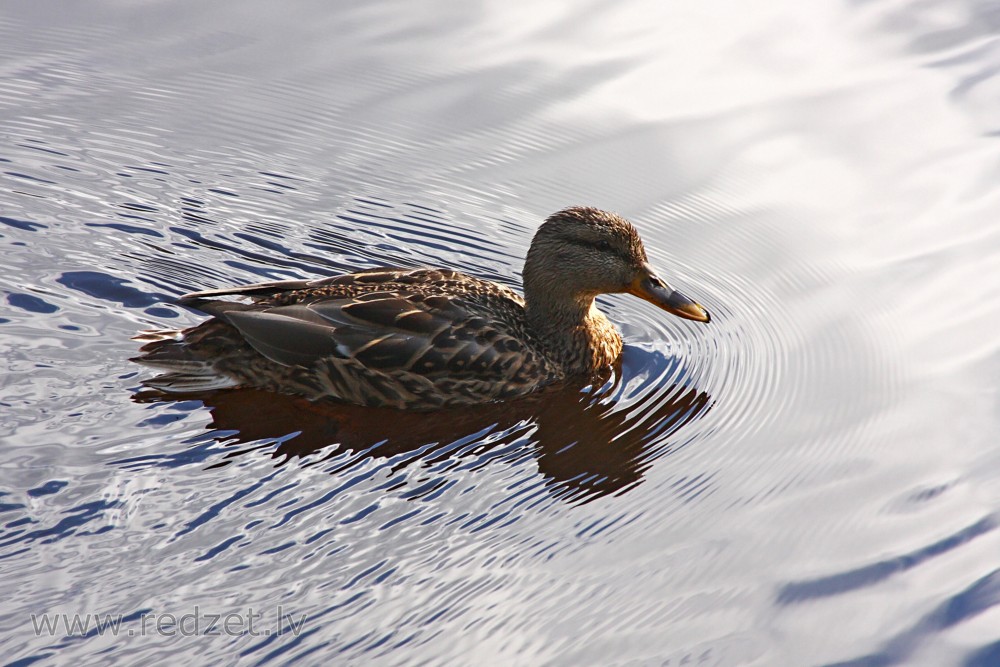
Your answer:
141;372;239;393
132;324;241;394
132;328;183;343
130;356;212;373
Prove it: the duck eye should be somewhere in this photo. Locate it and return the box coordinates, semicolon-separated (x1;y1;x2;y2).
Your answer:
595;240;612;252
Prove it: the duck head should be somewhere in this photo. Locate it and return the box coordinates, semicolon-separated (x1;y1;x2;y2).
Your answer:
523;206;711;324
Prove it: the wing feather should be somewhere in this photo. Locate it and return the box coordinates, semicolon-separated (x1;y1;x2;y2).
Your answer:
223;310;341;367
210;287;529;382
177;268;443;303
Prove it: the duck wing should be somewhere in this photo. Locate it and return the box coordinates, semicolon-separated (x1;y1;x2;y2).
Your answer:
177;267;473;303
182;289;524;382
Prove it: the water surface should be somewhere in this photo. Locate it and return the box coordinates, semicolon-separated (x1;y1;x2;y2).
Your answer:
2;0;1000;665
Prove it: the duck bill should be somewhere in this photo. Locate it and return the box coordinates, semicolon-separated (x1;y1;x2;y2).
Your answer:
627;263;711;323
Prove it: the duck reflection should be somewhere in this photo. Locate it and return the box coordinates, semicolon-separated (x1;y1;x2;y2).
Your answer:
134;362;711;505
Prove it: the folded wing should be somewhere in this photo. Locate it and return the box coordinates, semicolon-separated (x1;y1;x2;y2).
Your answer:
189;288;520;382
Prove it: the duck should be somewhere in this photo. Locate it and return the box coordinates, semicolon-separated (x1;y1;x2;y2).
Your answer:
133;206;710;410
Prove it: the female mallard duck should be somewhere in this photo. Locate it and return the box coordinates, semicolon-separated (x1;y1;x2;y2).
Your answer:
134;206;710;409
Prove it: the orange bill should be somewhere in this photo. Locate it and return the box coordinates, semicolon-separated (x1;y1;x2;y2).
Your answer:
627;263;711;323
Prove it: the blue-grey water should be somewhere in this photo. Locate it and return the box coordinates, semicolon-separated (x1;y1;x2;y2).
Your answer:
2;1;1000;665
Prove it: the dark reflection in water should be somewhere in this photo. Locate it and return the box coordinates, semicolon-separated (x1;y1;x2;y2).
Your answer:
777;514;998;606
822;566;1000;667
132;369;711;505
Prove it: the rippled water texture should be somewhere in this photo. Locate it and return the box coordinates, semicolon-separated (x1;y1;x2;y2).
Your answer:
3;1;1000;665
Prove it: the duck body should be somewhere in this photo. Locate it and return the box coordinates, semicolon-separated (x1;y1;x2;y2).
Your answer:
138;267;616;409
134;207;710;409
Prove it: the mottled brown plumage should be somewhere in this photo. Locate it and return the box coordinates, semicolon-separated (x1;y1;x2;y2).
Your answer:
133;207;710;409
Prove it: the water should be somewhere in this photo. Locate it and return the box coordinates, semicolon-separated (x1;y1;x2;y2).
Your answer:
2;0;999;664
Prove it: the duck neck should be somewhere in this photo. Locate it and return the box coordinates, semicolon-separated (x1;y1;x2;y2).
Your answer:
523;282;622;374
